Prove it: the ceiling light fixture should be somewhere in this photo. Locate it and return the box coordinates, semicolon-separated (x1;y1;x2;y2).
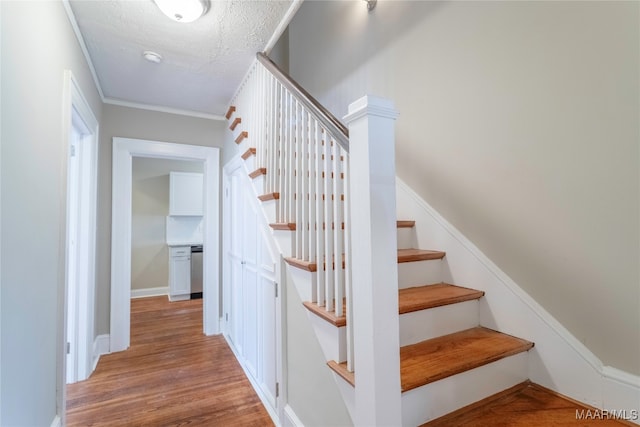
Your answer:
154;0;210;23
365;0;377;12
143;51;163;64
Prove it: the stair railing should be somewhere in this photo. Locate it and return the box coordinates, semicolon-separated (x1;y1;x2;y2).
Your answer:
231;53;355;372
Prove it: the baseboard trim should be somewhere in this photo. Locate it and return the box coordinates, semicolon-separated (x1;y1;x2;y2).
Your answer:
223;333;281;426
395;177;640;414
131;287;169;299
284;404;305;427
50;415;61;427
92;334;110;372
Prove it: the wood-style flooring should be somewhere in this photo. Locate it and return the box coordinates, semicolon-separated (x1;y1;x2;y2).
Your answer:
423;381;636;426
66;297;273;427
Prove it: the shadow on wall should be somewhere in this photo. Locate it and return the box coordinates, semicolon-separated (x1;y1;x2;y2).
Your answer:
289;0;445;110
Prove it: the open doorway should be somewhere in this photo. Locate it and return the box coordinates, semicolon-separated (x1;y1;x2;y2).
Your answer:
131;158;204;302
63;71;99;385
110;138;220;353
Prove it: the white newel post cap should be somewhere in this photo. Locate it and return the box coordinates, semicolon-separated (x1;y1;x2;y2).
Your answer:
343;95;400;124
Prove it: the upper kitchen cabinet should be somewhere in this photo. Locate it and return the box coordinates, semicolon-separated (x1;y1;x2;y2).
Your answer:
169;172;203;216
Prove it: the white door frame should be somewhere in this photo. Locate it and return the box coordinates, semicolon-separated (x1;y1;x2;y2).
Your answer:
110;137;220;352
62;70;99;384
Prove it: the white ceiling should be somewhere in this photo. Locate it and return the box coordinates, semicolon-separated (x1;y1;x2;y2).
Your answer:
67;0;296;118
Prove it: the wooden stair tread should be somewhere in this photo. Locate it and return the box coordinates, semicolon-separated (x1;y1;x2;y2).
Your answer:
303;301;346;327
269;223;296;231
270;220;414;231
286;249;444;272
421;381;634;426
284;254;345;272
400;327;534;392
241;147;256;159
399;283;485;314
398;248;446;263
249;167;266;179
397;220;415;228
235;131;248;144
327;361;354;387
258;192;279;201
225;105;236;119
229;117;241;131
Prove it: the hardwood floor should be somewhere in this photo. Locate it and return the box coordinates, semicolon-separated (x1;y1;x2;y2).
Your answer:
423;381;636;426
66;297;273;426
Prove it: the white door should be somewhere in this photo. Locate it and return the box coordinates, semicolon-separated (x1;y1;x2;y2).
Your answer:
224;163;279;410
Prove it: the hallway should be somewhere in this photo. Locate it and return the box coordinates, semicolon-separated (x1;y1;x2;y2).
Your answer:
66;297;273;426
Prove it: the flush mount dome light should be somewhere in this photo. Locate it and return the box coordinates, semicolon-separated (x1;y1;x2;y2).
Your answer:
143;50;163;64
154;0;210;23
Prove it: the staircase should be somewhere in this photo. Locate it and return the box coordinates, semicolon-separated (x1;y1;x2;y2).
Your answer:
225;84;542;425
282;219;534;425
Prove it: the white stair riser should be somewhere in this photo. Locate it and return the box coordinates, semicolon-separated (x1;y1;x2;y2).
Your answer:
251;174;266;197
401;352;529;427
243;155;256;172
397;227;416;250
287;266;316;303
398;260;443;289
330;373;356;423
260;199;277;225
399;300;479;346
306;314;347;363
272;230;294;258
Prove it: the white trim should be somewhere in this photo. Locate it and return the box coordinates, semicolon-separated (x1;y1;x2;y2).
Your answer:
263;0;304;55
93;334;110;358
395;176;640;413
50;415;62;427
224;333;282;426
92;334;110;372
343;95;400;123
131;287;169;299
62;1;105;100
62;69;99;388
604;367;640;389
103;97;225;121
396;177;602;369
283;405;304;427
111;138;220;352
0;4;3;423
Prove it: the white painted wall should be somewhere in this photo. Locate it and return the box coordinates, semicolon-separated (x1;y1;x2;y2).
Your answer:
288;0;640;375
131;158;203;292
0;1;102;425
97;104;225;335
285;269;353;427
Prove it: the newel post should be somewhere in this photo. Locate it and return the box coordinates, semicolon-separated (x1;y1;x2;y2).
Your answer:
344;95;401;426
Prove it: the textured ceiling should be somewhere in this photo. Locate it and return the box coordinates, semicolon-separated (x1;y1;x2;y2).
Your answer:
68;0;293;117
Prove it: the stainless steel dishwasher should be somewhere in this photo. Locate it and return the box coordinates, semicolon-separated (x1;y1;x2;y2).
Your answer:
190;245;203;299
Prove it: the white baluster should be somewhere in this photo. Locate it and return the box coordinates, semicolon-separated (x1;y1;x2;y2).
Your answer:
315;121;325;306
324;129;334;312
299;108;309;260
276;83;286;222
334;139;344;318
295;101;303;259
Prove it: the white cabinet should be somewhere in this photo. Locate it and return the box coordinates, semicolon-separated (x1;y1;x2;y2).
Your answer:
169;172;203;216
169;246;190;301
